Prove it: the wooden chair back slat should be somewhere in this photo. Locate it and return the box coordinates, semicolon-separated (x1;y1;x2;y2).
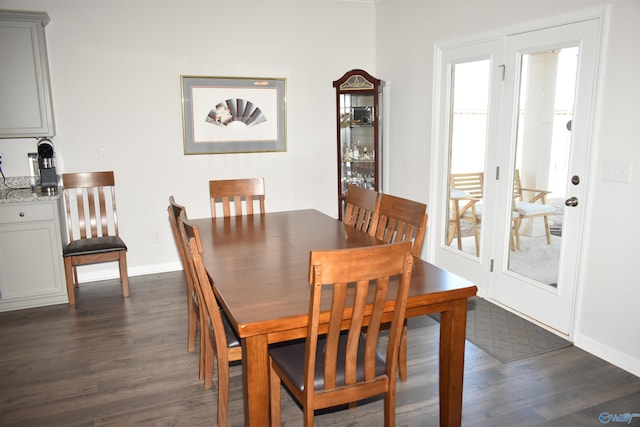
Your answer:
87;186;97;237
65;188;85;240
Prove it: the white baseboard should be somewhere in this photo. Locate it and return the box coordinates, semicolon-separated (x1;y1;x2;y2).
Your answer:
76;262;183;283
574;333;640;378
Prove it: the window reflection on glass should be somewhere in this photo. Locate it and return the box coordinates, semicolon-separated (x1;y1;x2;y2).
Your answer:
445;60;490;257
508;46;579;287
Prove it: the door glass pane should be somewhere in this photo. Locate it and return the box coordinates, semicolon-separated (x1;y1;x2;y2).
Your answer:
508;46;579;286
445;60;490;257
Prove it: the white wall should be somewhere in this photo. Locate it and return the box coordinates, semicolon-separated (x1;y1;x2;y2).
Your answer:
376;0;640;376
0;0;375;274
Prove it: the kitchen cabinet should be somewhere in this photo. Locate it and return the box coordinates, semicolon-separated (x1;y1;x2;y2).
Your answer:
0;10;55;138
0;196;67;311
333;69;383;219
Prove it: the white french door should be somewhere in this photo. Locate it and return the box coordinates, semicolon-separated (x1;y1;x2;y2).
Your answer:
430;40;503;291
491;19;600;334
431;17;602;335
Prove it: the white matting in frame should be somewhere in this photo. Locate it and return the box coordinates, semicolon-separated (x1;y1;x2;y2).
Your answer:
181;76;286;154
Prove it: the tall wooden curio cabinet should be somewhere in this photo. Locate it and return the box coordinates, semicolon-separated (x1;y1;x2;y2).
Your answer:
333;69;384;219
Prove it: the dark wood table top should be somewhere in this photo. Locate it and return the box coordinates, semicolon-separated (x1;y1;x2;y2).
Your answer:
193;209;477;339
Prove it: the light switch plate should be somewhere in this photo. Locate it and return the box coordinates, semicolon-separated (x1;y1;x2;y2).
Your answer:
603;160;632;184
98;147;109;163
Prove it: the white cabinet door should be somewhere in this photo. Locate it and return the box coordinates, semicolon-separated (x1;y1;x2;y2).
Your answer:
0;199;67;310
0;10;55;137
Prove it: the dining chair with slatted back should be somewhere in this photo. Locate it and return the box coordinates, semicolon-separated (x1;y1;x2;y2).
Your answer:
269;241;414;427
369;192;427;382
372;193;428;258
61;171;128;306
343;184;380;234
168;197;205;378
180;211;243;426
209;177;265;217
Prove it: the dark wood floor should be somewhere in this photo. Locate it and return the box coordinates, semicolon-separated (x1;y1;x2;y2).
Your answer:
1;272;638;427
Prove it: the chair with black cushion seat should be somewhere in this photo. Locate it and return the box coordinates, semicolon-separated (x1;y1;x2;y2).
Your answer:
61;171;128;306
168;196;205;380
269;241;414;427
343;184;380;234
369;192;427;382
180;211;243;426
209;177;265;217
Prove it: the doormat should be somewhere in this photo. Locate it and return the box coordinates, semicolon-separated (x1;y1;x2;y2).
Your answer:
429;297;571;363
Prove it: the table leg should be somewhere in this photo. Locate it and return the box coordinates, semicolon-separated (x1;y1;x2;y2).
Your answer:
242;334;270;427
438;298;468;427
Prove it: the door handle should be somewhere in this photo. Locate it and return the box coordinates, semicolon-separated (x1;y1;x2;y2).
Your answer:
565;196;579;207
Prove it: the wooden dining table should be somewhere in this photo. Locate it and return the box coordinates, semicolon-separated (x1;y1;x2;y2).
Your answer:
193;209;477;426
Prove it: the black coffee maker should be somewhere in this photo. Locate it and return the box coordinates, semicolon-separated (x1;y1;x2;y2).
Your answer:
37;138;58;192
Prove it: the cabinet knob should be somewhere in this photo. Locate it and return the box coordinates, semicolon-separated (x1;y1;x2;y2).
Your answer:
19;212;25;217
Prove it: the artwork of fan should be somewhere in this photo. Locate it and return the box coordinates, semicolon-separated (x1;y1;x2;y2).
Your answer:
206;98;267;127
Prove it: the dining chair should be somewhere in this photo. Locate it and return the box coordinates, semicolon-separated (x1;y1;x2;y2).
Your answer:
269;241;414;427
449;171;523;252
180;211;243;426
61;171;128;306
168;197;205;379
371;193;427;259
447;190;480;255
343;184;380;234
209;177;265;217
448;172;483;255
369;192;427;381
512;169;556;250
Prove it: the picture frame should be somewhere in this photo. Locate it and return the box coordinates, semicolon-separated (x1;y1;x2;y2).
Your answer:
181;76;287;154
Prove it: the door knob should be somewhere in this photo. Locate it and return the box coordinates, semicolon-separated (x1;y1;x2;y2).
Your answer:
565;196;579;207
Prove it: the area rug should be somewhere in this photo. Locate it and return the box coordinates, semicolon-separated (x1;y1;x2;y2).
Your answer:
429;297;571;363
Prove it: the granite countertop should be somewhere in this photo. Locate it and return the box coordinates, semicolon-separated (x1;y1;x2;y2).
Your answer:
0;176;62;204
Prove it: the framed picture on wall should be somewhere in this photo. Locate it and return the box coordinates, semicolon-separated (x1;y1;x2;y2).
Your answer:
181;76;287;154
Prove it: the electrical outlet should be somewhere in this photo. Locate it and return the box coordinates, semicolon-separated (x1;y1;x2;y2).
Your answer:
152;231;160;243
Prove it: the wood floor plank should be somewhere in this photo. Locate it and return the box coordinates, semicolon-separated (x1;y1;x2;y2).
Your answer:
1;271;639;426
